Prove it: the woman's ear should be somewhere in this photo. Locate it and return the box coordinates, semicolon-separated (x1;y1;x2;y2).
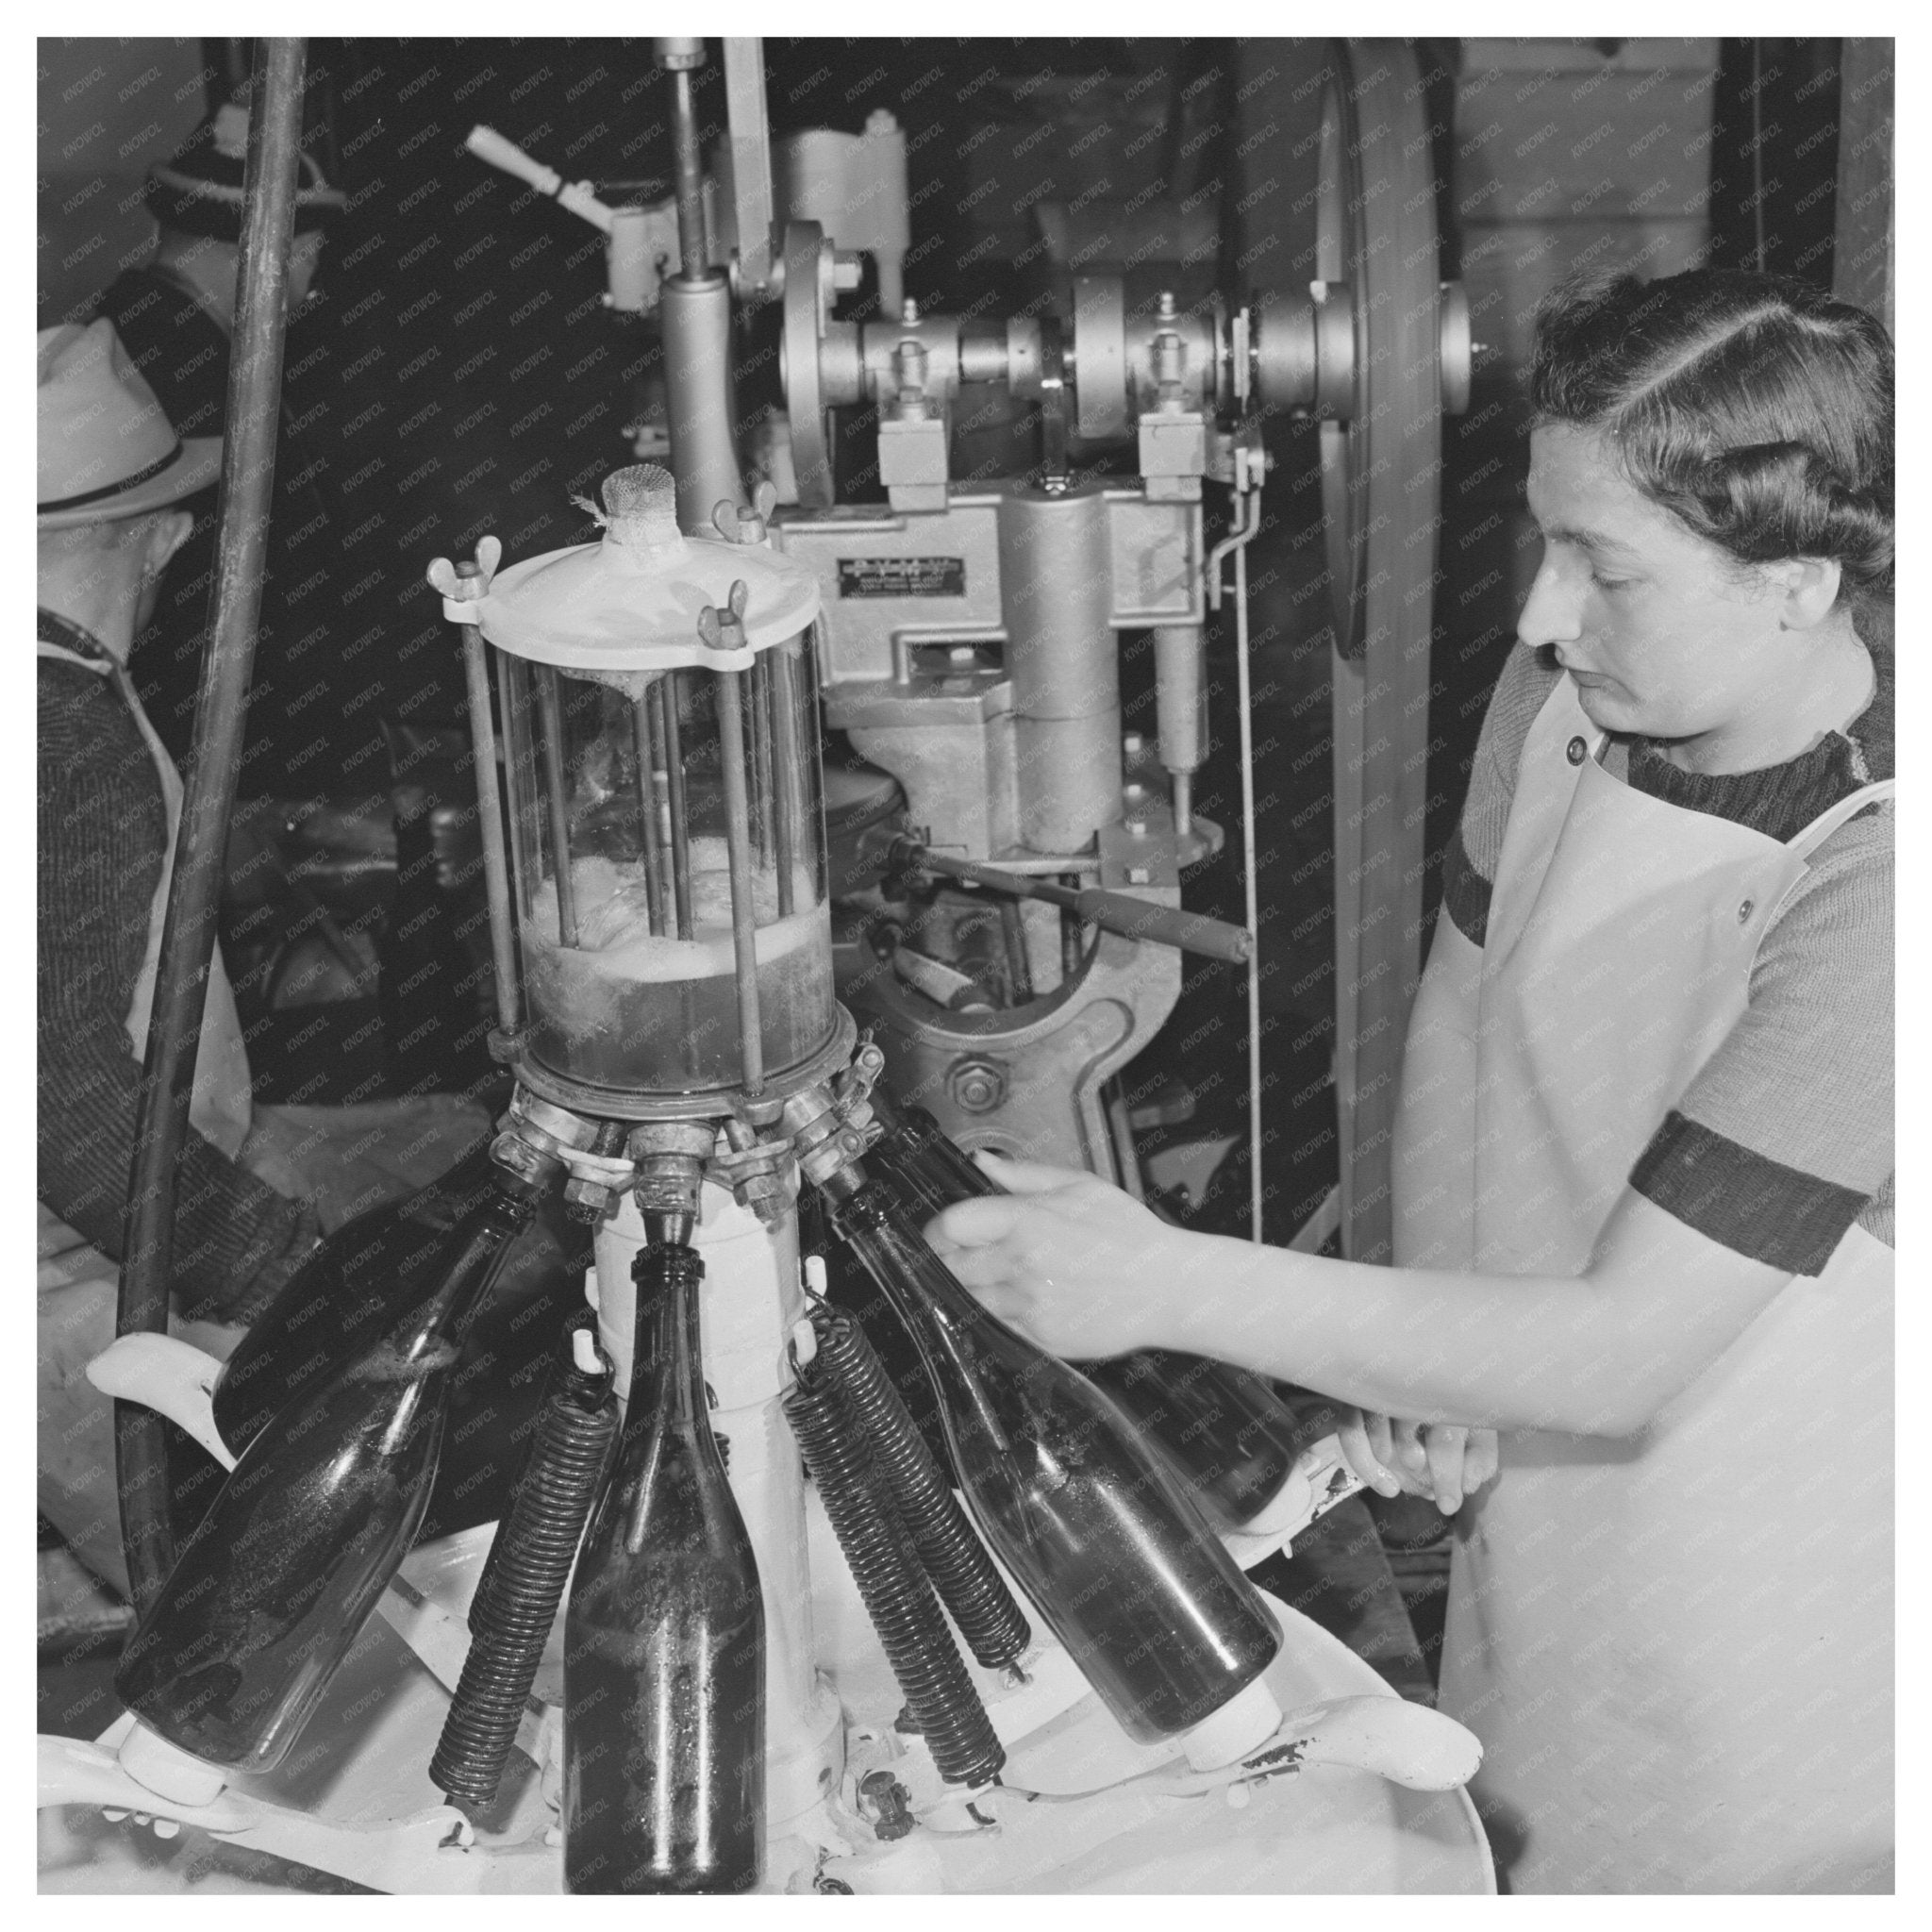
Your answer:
1774;555;1843;629
144;508;194;579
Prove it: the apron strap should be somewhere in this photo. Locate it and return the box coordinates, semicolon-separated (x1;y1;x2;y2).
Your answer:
1785;778;1895;862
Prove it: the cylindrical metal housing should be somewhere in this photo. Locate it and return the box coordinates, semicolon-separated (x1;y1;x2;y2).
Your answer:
660;272;742;535
1153;623;1208;775
958;321;1009;387
1253;282;1357;420
997;481;1122;853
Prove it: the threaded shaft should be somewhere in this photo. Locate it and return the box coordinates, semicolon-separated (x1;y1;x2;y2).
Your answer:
784;1348;1004;1786
431;1320;617;1808
811;1307;1029;1671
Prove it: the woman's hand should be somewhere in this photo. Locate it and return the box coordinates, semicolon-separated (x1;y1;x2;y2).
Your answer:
924;1155;1204;1362
1337;1409;1500;1515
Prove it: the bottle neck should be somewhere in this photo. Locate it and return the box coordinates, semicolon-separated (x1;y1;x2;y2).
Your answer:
832;1180;1015;1452
901;1108;995;1207
409;1179;538;1358
629;1243;710;1433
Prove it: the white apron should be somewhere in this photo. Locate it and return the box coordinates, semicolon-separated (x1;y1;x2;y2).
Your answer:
1432;675;1894;1892
38;637;254;1165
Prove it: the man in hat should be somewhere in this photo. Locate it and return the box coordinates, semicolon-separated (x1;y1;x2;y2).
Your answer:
92;101;365;791
37;321;502;1598
39;319;324;1588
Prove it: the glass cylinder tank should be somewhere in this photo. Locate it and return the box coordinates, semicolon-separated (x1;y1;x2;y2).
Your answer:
468;466;834;1100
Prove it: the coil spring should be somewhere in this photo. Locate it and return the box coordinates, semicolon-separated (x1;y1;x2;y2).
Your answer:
430;1314;617;1809
783;1325;1004;1787
810;1306;1029;1671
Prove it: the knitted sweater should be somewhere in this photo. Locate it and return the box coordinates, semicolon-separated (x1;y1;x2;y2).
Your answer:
38;649;319;1324
1441;625;1893;1274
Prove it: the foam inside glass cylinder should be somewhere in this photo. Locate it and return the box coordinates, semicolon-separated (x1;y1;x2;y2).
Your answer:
510;655;833;1095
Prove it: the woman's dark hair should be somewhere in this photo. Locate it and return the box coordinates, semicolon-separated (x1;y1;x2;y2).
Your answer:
1530;268;1893;614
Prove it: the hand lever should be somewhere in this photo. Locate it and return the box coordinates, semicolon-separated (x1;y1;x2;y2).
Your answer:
891;840;1253;963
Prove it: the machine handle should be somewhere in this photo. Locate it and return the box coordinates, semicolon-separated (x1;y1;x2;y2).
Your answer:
1071;888;1251;963
465;125;613;232
892;841;1253;963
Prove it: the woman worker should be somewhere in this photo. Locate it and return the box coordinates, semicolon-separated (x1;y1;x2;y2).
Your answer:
928;268;1893;1894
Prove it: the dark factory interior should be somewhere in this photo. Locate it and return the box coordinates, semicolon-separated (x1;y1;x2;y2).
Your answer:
37;34;1892;1896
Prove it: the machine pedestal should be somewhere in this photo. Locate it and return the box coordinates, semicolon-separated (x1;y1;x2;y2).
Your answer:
39;1490;1492;1894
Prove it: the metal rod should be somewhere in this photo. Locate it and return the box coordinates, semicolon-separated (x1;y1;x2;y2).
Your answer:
631;690;668;938
1173;769;1193;839
713;670;766;1096
895;839;1252;961
115;36;308;1617
770;644;800;917
1059;875;1083;982
645;680;675;935
532;664;578;947
750;653;776;871
1234;533;1264;1246
999;899;1032;1001
496;652;537;922
460;612;524;1034
671;67;708;278
661;671;694;939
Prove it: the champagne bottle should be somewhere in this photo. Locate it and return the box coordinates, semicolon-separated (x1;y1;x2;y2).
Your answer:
827;1176;1280;1745
563;1243;765;1895
871;1099;1307;1532
114;1175;541;1774
211;1136;511;1457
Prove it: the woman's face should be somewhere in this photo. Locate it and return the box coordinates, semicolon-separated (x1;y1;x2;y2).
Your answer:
1518;425;1804;762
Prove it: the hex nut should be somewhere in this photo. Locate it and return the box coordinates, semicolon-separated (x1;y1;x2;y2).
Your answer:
948;1058;1007;1115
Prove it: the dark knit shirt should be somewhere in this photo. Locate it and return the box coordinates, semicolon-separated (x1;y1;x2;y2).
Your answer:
38;644;319;1323
1441;625;1894;1274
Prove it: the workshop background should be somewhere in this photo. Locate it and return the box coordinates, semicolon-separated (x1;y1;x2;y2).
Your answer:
39;33;1893;1735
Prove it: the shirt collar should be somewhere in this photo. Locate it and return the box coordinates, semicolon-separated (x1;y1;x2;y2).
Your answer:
36;608;112;662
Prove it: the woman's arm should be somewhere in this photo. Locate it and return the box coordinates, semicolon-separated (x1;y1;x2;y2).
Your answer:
930;1163;1790;1438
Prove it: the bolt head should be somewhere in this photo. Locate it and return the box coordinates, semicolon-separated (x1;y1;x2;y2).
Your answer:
949;1058;1007;1114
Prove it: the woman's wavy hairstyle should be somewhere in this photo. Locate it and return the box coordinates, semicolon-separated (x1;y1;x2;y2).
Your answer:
1530;268;1893;620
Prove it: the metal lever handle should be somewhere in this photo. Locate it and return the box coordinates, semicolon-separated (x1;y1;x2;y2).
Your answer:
892;841;1253;963
464;125;613;233
1069;887;1252;963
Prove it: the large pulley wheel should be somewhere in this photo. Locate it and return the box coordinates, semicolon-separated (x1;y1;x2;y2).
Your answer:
1311;42;1449;1264
1316;45;1443;664
780;219;838;507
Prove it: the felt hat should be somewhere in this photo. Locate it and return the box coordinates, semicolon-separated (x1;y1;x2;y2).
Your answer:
37;321;222;528
145;102;346;243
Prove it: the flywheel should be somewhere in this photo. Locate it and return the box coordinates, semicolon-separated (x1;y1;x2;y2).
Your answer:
1236;41;1467;1264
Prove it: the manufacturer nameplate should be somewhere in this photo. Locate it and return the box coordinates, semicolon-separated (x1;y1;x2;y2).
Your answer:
836;557;966;599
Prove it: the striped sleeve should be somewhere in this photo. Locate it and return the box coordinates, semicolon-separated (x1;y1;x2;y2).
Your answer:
1440;645;1564;947
1630;812;1893;1274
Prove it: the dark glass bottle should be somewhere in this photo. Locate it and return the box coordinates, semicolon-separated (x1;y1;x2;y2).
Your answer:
827;1176;1280;1744
563;1243;765;1895
211;1136;513;1457
114;1176;541;1774
871;1100;1307;1532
